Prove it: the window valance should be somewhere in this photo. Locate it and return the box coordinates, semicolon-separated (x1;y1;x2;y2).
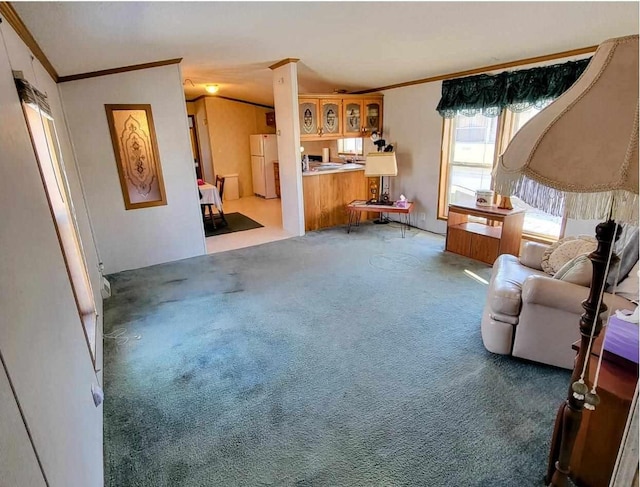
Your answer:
436;58;591;118
14;76;52;118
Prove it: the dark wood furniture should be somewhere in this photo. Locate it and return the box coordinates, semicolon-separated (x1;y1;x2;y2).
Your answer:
273;162;281;198
546;331;637;487
445;203;525;264
201;176;227;230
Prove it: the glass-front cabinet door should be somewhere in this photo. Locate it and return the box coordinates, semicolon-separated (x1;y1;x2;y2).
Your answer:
363;99;382;134
320;99;341;136
299;99;319;139
343;100;363;136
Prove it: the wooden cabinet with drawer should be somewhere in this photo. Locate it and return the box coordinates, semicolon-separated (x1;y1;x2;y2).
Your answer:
445;203;525;264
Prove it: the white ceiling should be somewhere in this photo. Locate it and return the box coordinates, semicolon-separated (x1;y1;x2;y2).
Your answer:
12;1;639;107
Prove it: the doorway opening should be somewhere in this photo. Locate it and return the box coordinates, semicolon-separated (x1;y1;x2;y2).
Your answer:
185;99;290;254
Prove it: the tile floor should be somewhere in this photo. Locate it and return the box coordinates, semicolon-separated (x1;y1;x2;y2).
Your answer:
205;196;293;254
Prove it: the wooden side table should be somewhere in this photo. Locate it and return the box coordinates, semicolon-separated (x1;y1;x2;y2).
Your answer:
346;200;414;238
546;332;638;487
445;203;525;264
273;162;281;198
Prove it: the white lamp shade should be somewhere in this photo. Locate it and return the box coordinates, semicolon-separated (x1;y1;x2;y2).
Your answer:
365;152;398;177
494;35;639;224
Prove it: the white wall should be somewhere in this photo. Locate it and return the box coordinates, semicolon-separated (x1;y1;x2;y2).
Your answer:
60;65;206;274
382;82;448;235
0;365;46;486
0;19;103;487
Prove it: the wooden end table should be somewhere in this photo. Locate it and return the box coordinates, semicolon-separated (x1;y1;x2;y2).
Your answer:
546;330;638;487
346;200;415;238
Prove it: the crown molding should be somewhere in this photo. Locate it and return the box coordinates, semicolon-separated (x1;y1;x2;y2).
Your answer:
0;2;59;81
187;94;274;110
58;58;182;83
352;45;597;94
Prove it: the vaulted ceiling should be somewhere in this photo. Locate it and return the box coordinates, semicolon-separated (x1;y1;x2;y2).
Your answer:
12;2;639;106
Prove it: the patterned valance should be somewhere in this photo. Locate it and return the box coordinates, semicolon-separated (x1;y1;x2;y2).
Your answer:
14;76;52;117
436;58;591;118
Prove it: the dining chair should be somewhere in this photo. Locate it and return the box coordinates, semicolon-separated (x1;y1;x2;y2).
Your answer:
200;176;226;230
210;175;227;227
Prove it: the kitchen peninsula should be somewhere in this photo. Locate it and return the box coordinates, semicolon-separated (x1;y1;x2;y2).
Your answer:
303;163;373;231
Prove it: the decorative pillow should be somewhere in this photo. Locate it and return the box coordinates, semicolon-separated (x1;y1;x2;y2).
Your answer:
553;254;593;287
606;224;639;289
614;261;639;303
541;235;597;275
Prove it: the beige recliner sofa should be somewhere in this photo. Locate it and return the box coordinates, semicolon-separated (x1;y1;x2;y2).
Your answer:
481;242;635;369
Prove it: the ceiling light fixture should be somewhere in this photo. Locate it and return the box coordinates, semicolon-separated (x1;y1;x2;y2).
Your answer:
205;84;219;94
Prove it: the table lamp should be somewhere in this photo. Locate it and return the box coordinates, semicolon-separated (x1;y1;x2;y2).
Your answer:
364;151;398;211
493;34;638;487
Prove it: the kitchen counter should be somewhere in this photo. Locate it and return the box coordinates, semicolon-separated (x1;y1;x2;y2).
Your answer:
303;165;373;231
302;162;366;176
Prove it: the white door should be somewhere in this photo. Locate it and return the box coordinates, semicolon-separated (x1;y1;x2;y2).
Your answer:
251;156;266;196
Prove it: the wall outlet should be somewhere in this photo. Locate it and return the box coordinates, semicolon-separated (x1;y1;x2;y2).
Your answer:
419;212;426;221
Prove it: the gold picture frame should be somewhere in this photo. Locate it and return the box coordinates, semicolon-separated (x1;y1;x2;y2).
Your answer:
105;104;167;210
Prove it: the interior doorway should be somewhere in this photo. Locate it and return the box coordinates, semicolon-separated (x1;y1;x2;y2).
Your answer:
188;114;202;180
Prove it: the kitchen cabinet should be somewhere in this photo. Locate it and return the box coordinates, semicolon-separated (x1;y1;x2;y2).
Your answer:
320;99;342;137
298;94;383;140
343;99;363;136
299;98;320;139
363;99;382;133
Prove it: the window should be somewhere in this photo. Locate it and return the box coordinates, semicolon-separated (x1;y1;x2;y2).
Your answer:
439;105;562;240
337;137;363;156
441;113;498;208
23;102;98;362
505;107;563;239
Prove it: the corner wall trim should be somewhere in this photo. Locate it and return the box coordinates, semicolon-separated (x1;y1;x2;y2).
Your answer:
351;45;598;94
58;58;183;83
0;2;59;81
269;58;300;70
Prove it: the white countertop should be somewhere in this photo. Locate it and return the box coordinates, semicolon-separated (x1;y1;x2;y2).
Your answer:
302;163;366;177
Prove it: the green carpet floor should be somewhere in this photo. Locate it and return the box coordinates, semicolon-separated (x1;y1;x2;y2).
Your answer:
103;223;570;486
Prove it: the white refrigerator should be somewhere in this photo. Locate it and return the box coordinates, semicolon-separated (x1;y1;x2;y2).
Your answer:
250;134;278;199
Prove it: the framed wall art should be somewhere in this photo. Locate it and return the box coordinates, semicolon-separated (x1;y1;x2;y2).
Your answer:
105;104;167;210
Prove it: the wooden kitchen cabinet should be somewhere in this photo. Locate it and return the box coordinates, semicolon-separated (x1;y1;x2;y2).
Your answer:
320;98;342;137
363;99;382;133
445;203;525;264
298;94;383;140
299;98;320;139
343;99;364;136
